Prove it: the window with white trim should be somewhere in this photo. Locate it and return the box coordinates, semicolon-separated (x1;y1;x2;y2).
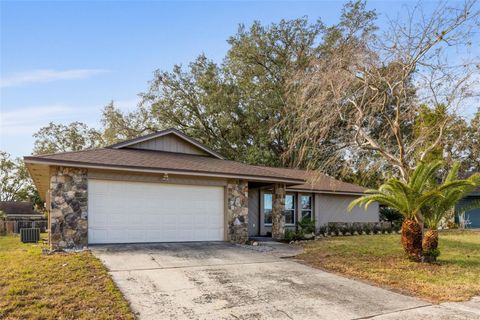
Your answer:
263;193;296;225
300;195;313;221
285;194;295;225
264;193;273;225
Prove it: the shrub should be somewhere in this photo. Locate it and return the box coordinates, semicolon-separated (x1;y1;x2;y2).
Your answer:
298;218;315;234
373;223;382;234
380;206;404;224
284;218;317;242
317;225;327;237
392;221;402;233
354;223;364;235
446;221;459;229
364;223;373;235
348;224;356;235
285;229;296;242
384;223;393;234
423;248;440;263
285;229;307;242
328;223;339;236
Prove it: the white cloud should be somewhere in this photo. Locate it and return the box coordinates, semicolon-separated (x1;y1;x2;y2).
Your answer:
0;105;97;136
0;96;140;157
0;104;101;156
0;69;107;88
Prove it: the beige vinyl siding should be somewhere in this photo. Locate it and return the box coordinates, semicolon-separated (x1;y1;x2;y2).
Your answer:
88;169;228;187
125;133;210;156
314;194;379;228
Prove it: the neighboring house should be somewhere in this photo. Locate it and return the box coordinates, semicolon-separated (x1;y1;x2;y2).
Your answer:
0;201;44;221
456;186;480;229
24;128;378;249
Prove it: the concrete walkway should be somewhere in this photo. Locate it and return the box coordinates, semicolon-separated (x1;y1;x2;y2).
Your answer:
91;242;480;320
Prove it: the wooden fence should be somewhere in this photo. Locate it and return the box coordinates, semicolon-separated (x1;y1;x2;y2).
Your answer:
0;220;48;235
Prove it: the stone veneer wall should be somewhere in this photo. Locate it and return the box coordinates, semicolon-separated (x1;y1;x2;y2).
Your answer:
271;183;286;240
50;167;88;249
226;179;248;243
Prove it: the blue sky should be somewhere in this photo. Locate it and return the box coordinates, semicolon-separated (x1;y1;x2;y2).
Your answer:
0;0;477;158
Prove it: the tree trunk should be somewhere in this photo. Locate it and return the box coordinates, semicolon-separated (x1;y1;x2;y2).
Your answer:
401;219;423;261
422;229;439;262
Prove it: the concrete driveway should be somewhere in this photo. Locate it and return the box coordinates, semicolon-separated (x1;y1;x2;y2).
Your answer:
91;242;480;320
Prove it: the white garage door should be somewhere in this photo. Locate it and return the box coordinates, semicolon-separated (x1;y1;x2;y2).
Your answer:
88;180;225;244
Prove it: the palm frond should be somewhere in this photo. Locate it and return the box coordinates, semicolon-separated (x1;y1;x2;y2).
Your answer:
349;160;477;224
409;160;442;193
456;198;480;214
445;162;461;183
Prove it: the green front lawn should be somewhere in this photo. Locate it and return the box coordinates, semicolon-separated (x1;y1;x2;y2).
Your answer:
297;230;480;303
0;235;134;319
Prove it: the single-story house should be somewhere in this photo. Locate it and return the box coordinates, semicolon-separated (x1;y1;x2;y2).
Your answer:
24;128;378;249
0;201;44;221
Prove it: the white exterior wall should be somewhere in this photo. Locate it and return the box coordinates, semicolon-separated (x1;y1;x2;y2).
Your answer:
314;194;379;228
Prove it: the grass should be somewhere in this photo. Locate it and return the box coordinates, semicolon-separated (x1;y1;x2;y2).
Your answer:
0;235;134;319
296;230;480;303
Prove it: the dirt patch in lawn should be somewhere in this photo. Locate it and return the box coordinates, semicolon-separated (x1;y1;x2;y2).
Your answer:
0;235;134;319
296;230;480;303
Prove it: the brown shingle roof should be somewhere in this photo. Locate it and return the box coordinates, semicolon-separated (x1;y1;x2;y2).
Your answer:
25;148;366;193
0;201;39;215
256;167;366;194
24;148;304;183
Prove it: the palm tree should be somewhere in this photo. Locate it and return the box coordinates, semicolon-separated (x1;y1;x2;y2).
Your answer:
348;161;476;261
422;163;480;261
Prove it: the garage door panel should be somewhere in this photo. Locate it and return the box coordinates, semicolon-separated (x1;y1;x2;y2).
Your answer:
88;180;224;244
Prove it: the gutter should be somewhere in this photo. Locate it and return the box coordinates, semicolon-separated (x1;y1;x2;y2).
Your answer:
286;188;365;196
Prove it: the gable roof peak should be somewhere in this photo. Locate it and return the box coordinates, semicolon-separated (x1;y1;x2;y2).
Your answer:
107;128;225;159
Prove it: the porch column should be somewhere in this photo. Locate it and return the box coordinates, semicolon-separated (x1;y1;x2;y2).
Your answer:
226;179;249;243
49;166;88;250
271;183;286;240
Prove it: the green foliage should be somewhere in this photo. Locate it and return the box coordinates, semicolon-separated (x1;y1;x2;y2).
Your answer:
424;248;441;259
33;122;104;155
0;151;41;208
380;206;404;223
446;221;459;229
97;1;377;171
298;217;315;234
349;161;476;223
284;229;300;242
354;223;364;235
284;218;316;241
414;106;480;174
317;225;327;236
348;224;356;235
392;221;402;232
423;162;480;229
363;224;372;235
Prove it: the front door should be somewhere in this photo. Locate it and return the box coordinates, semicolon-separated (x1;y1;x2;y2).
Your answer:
248;188;260;237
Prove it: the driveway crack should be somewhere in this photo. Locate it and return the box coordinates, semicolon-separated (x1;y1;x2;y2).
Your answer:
274;307;293;319
148;252;163;268
352;303;432;319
